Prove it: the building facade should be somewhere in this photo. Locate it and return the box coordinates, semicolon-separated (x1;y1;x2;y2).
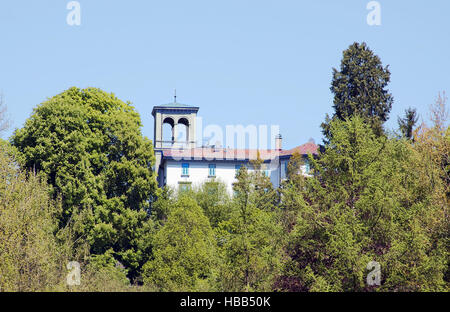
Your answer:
152;101;318;193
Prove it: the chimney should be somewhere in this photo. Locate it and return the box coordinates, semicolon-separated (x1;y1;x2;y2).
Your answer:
275;134;282;151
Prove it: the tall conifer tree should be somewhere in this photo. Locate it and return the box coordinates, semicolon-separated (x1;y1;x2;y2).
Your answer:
322;42;393;140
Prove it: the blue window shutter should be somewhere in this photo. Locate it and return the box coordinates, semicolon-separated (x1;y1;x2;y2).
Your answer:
182;163;189;176
209;164;216;177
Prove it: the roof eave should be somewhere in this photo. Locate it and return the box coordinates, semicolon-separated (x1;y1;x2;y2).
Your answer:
152;105;200;116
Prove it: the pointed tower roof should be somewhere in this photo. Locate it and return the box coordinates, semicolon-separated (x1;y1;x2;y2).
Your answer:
152;92;199;116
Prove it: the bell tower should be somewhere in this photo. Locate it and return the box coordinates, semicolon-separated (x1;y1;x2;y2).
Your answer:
152;100;199;150
152;96;199;185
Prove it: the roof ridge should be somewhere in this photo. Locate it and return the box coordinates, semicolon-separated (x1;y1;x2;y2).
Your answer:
157;102;195;108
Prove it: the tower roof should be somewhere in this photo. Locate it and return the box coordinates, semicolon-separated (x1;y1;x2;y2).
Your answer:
158;102;195;108
152;101;199;116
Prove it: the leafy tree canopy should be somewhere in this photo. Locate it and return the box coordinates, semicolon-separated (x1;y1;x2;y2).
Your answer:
216;165;283;291
11;87;159;280
142;195;218;291
279;116;447;291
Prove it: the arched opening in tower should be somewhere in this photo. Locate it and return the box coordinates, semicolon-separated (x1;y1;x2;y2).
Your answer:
176;117;190;147
162;117;175;146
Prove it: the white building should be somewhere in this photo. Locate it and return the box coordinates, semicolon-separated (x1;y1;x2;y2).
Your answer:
152;100;318;193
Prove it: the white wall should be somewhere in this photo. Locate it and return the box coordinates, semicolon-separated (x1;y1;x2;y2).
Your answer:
162;157;314;194
164;159;286;193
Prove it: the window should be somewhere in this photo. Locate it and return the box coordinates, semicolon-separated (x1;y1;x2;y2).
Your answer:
284;162;288;175
181;163;189;176
208;164;216;177
304;159;311;174
178;181;192;192
264;169;270;177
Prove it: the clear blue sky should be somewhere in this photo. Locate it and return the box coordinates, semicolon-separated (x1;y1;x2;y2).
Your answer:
1;0;449;149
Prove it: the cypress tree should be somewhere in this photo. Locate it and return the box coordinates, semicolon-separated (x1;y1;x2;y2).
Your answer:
322;42;393;140
398;107;419;140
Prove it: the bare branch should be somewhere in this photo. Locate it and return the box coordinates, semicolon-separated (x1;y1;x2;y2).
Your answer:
429;91;449;133
0;93;10;135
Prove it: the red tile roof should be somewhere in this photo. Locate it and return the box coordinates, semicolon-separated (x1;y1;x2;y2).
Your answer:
280;142;319;156
162;142;318;161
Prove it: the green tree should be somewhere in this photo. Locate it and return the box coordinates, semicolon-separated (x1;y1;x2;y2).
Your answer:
278;151;308;232
152;181;232;229
142;195;218;291
11;87;159;280
216;165;283;291
398;107;419;140
194;180;232;228
0;144;64;291
1;142;131;292
322;42;393;140
278;116;447;291
150;186;176;224
412;92;449;286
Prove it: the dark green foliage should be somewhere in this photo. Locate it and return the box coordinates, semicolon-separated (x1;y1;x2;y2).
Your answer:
278;151;308;232
3;84;448;292
150;186;175;224
398;107;419;140
142;195;218;291
278;116;448;292
0;144;132;291
215;165;283;291
194;180;232;228
322;42;393;140
11;87;159;280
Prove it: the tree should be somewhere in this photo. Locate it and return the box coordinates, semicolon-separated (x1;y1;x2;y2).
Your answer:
398;107;419;140
414;92;449;200
413;92;449;286
150;186;176;224
0;141;135;292
322;42;393;140
278;116;447;291
11;87;159;280
0;144;64;291
142;196;218;291
193;180;232;228
278;151;308;232
216;165;283;291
